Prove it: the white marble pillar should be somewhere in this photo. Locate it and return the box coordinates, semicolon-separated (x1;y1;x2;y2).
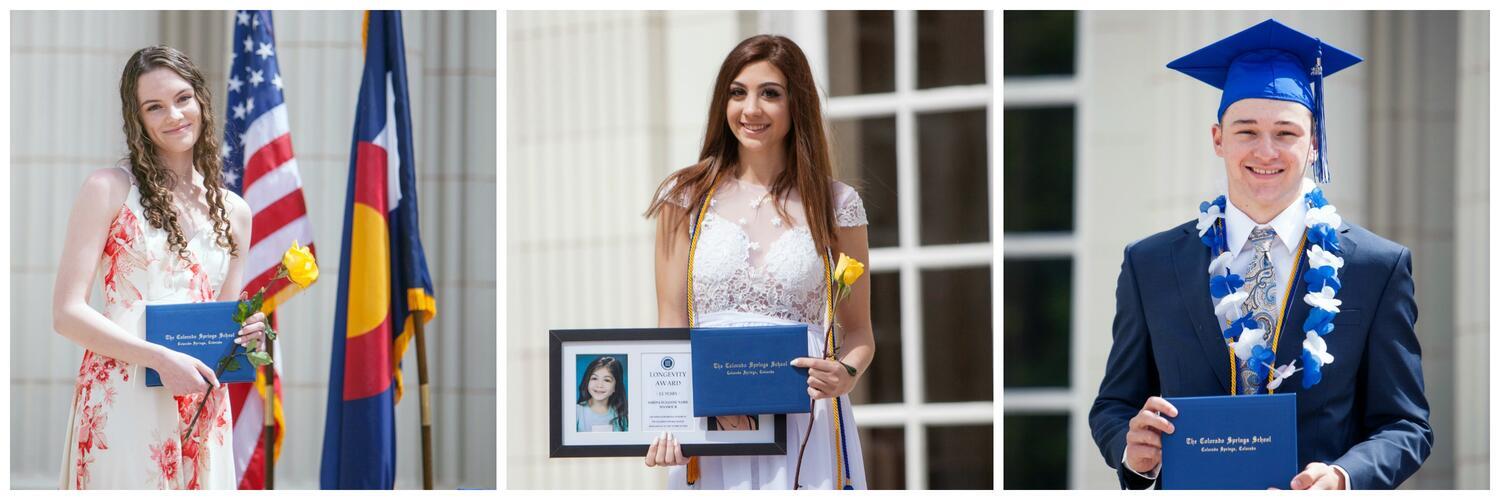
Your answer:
1451;9;1489;491
504;10;751;489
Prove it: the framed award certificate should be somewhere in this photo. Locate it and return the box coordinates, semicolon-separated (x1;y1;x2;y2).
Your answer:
548;328;789;458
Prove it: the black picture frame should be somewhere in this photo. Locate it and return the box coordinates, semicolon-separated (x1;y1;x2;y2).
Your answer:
548;328;789;458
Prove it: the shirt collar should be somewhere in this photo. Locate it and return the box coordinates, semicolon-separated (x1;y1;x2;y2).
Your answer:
1224;192;1307;257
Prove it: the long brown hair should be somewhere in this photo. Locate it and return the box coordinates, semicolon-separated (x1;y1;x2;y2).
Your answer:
644;35;838;252
119;45;235;260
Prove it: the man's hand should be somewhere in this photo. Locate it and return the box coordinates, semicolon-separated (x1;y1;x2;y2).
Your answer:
1289;462;1345;490
1124;396;1178;476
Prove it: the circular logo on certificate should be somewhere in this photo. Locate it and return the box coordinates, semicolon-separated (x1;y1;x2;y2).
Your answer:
661;356;675;370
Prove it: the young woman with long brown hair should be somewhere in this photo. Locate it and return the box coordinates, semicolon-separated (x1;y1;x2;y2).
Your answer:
643;34;873;490
53;45;269;489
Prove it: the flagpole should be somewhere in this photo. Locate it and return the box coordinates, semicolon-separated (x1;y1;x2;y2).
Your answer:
414;316;434;489
264;313;277;489
263;361;276;489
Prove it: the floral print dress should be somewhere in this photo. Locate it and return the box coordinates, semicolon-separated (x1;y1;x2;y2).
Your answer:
59;166;235;489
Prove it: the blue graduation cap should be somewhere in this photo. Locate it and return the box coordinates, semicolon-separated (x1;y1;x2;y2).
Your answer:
1167;19;1362;184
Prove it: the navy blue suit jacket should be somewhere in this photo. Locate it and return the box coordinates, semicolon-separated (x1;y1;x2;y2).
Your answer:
1088;219;1432;489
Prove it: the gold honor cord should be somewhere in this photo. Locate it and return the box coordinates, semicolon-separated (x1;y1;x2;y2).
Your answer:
1219;218;1309;395
682;176;718;486
683;176;844;488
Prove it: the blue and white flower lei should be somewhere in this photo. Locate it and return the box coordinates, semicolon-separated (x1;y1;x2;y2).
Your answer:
1197;178;1342;392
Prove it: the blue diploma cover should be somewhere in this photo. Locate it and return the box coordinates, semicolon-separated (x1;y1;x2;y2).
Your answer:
1162;393;1298;489
144;301;255;387
690;325;811;416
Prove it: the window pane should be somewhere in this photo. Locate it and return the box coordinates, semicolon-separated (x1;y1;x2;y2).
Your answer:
917;108;990;245
922;266;992;402
827;11;895;97
928;424;994;489
1003;106;1074;232
1003;414;1069;489
858;426;906;489
832;116;899;248
850;271;903;405
1003;11;1075;77
916;10;987;89
1003;258;1071;387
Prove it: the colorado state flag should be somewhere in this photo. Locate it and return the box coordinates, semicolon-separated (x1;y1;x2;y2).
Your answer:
320;11;437;489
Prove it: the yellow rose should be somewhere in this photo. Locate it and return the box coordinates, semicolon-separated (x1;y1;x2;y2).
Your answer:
834;253;864;287
281;240;319;288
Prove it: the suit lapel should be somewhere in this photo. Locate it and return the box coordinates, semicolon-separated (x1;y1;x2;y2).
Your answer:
1172;227;1232;394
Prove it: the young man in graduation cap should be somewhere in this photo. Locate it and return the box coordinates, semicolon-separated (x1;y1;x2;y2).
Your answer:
1088;19;1433;490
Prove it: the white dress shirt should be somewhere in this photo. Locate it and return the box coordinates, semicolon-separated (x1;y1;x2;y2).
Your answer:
1222;196;1307;304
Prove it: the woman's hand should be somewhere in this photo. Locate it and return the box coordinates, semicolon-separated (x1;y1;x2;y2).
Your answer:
791;357;856;400
154;347;219;396
235;311;268;352
644;432;690;467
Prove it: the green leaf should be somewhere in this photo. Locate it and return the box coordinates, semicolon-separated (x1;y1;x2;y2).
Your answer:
225;357;241;372
247;351;273;367
265;325;277;342
233;300;249;323
248;292;266;316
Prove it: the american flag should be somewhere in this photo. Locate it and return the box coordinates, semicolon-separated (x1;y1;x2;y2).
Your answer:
222;10;310;490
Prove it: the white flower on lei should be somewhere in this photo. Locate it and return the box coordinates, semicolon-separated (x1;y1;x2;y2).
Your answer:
1208;251;1234;276
1305;205;1343;230
1304;331;1335;366
1197;204;1224;237
1307;244;1345;269
1304;287;1342;313
1265;360;1302;391
1233;327;1267;361
1215;291;1248;322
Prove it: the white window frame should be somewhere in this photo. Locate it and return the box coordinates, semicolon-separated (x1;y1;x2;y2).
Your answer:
775;10;994;490
1000;16;1082;490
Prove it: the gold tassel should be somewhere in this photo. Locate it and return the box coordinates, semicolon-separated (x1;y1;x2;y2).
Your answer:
686;456;700;485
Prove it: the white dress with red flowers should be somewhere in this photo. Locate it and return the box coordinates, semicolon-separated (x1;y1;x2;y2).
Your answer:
59;167;235;490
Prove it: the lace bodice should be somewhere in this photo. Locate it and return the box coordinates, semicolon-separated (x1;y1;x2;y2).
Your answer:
662;176;868;326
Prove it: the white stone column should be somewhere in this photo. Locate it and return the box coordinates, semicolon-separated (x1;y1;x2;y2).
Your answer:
9;11;162;488
1365;11;1461;489
1451;10;1489;491
505;11;749;489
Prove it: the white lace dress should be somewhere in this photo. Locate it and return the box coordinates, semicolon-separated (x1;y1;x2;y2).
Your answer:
662;176;869;489
58;166;236;489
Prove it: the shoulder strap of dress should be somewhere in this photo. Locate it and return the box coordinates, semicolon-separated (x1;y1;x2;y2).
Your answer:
112;164;145;216
115;163;132;180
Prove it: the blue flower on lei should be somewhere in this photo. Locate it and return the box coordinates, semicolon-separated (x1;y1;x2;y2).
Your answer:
1222;314;1259;342
1305;187;1330;208
1303;307;1336;337
1301;349;1324;388
1248;344;1275;383
1210;273;1245;299
1304;265;1342;293
1307;224;1342;254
